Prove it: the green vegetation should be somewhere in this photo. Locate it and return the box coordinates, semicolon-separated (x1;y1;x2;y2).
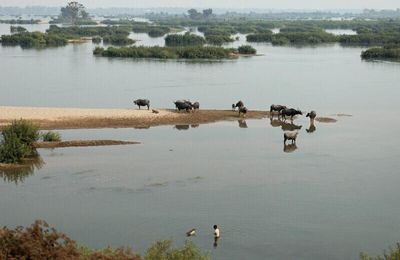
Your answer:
10;26;27;33
103;35;135;45
41;131;61;142
92;36;102;44
50;1;95;25
94;45;236;59
238;45;257;54
165;33;206;46
361;45;400;60
246;32;272;42
0;19;40;24
0;120;39;164
0;31;68;48
144;240;209;260
360;242;400;260
338;33;400;46
131;22;171;37
0;220;209;260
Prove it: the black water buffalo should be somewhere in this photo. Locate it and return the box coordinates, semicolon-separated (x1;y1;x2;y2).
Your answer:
174;100;192;112
192;102;200;110
270;104;286;117
133;99;150;110
239;106;248;116
281;108;302;121
306;110;317;120
232;100;244;111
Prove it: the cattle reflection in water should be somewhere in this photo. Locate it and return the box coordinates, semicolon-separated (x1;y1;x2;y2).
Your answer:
306;122;316;133
238;119;248;128
173;124;200;131
283;143;298;153
270;118;302;131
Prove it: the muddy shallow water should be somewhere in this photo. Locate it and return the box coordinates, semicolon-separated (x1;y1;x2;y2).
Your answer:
1;114;400;260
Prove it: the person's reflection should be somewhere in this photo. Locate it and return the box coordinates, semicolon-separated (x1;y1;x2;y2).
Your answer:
238;119;248;128
174;125;190;130
306;122;316;133
283;143;298;153
213;237;219;248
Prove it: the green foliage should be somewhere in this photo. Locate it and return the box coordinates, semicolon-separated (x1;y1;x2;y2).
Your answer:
0;133;30;164
339;33;400;46
361;46;400;60
78;246;140;260
94;45;236;59
56;1;92;25
246;32;273;42
92;36;102;44
165;33;206;46
131;23;171;37
238;45;257;54
10;26;27;34
144;240;209;260
1;31;68;48
41;131;61;142
103;35;135;46
0;120;40;164
271;31;337;45
360;242;400;260
47;25;131;39
0;19;40;24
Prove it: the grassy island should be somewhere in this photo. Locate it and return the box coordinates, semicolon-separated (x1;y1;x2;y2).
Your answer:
361;45;400;60
93;45;241;59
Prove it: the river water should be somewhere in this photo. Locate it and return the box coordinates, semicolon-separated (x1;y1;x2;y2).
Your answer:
0;23;400;260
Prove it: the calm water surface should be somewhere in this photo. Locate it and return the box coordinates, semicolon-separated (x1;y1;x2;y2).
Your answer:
0;25;400;260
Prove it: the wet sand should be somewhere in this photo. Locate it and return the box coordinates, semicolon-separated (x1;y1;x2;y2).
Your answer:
0;106;268;130
33;140;140;148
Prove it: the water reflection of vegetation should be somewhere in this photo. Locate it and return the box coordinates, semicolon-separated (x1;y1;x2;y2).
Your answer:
0;156;44;184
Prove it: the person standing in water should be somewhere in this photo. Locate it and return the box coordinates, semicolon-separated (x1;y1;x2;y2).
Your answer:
213;225;220;248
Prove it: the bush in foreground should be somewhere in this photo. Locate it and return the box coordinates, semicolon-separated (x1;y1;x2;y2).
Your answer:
360;242;400;260
0;220;208;260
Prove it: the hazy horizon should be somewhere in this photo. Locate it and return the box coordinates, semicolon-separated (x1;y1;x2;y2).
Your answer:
0;0;399;10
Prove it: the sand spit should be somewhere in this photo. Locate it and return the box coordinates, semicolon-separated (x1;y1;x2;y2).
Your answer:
0;106;268;130
33;140;140;149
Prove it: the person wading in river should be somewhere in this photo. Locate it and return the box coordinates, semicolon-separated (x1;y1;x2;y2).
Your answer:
213;225;220;248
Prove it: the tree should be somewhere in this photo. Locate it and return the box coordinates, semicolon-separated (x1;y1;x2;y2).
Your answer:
203;9;213;18
188;9;201;19
60;2;88;25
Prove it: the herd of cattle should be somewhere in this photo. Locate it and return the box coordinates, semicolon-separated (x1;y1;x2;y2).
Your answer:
133;98;317;147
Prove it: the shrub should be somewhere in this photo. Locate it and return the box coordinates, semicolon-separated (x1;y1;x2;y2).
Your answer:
92;36;102;44
238;45;257;54
2;120;39;148
165;33;206;46
0;220;80;259
246;33;272;42
0;120;40;163
360;242;400;260
144;240;209;260
41;131;61;142
0;133;30;164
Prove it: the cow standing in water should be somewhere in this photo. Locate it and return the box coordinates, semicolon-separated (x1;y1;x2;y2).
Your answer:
270;104;286;118
133;99;150;110
281;108;302;121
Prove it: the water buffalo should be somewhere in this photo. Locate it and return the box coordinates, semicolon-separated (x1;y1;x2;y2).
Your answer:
133;99;150;110
239;106;248;117
306;110;317;121
284;131;298;144
270;104;287;117
174;100;192;112
192;102;200;110
281;108;302;121
232;100;244;111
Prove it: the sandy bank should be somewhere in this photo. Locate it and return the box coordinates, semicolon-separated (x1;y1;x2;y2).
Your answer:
33;140;140;148
0;106;268;130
